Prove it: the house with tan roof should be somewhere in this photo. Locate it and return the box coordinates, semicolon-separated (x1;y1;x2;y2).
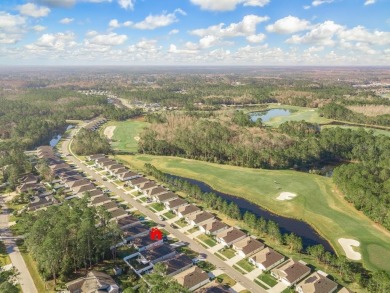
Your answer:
109;207;128;220
216;227;246;247
90;195;111;206
296;271;338;293
117;171;140;181
75;184;96;196
66;270;119;293
177;204;202;218
232;236;265;258
160;253;193;277
200;220;229;236
153;192;177;203
187;211;214;227
248;247;285;271
271;259;311;286
138;181;157;195
129;177;149;188
173;266;210;292
164;198;187;211
148;186;168;197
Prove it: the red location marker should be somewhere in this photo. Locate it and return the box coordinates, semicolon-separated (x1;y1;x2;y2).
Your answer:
150;227;163;241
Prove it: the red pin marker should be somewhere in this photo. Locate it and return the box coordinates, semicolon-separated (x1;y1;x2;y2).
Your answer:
150;227;163;241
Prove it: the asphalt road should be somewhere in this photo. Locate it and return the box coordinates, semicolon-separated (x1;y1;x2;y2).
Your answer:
0;198;38;293
60;129;267;293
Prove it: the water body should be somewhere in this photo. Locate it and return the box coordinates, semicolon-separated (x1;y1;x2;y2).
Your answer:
49;125;74;147
167;173;334;252
250;108;292;123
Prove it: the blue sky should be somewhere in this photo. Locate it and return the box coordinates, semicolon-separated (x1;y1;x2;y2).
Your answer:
0;0;389;65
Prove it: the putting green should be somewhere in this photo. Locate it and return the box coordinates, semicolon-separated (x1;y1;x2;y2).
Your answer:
117;154;390;272
104;120;148;153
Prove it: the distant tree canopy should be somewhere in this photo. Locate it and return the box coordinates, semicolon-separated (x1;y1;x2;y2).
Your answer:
103;105;142;121
232;110;261;127
72;128;111;155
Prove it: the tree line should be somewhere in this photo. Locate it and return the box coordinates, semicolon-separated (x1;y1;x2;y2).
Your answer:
72;128;112;155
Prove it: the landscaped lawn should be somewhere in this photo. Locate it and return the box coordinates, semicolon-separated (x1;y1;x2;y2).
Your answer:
236;258;255;273
196;261;216;273
105;120;148;153
176;246;197;259
163;210;176;219
187;226;199;234
197;234;217;247
0;240;10;266
218;247;236;259
216;274;236;287
118;154;390;272
258;272;278;288
117;245;137;258
149;202;165;212
175;218;188;228
138;196;147;202
281;288;295;293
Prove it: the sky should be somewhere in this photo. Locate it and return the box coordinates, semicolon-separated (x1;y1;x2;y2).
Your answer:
0;0;389;66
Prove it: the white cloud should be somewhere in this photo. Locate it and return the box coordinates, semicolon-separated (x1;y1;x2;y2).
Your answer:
86;31;128;46
0;12;26;44
169;29;179;35
60;17;74;24
266;16;310;34
17;3;50;18
25;32;77;53
33;25;46;32
118;0;135;10
312;0;334;7
190;0;269;11
338;26;390;45
286;20;343;46
168;44;198;54
109;19;120;28
191;15;269;38
0;12;25;29
246;33;266;43
133;9;186;30
364;0;376;5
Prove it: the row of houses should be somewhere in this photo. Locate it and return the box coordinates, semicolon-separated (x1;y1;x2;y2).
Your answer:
84;118;107;131
86;154;344;293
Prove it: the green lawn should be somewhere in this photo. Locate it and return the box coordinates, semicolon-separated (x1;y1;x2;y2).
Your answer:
0;241;10;266
187;226;199;234
197;234;217;247
236;258;255;273
175;218;188;228
176;246;198;259
258;272;278;287
196;261;216;273
216;274;236;287
104;120;148;153
118;154;390;272
163;210;176;219
218;248;236;259
233;265;247;274
149;202;165;212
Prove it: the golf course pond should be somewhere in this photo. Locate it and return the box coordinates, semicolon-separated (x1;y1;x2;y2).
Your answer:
250;108;292;123
167;173;334;252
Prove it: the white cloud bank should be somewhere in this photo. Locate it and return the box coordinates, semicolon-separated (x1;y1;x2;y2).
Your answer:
190;0;269;11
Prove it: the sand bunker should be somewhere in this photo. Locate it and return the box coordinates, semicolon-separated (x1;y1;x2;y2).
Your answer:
134;136;140;141
338;238;361;260
104;126;116;139
276;192;297;201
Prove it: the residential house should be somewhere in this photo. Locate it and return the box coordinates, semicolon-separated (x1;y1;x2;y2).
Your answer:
271;259;311;286
187;211;214;227
200;220;229;236
296;271;338;293
66;178;90;189
116;215;141;229
66;270;119;293
164;198;187;211
101;160;117;169
122;224;150;242
139;244;176;264
173;266;210;292
117;171;140;181
17;182;41;193
90;195;111;206
74;184;96;196
95;157;112;168
61;175;84;185
160;253;193;277
249;247;285;271
177;204;202;218
148;186;168;198
131;234;163;251
152;191;177;203
197;285;230;293
232;237;265;258
20;174;38;184
216;227;246;247
86;189;104;199
109;207;128;220
106;164;124;174
100;201;119;212
138;181;157;195
28;195;57;211
49;163;70;173
129;177;149;188
87;154;106;161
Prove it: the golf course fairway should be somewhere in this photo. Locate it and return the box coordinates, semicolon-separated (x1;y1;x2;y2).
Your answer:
117;154;390;273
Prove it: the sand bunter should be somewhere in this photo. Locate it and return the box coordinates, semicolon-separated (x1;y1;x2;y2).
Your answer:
276;192;297;201
338;238;361;260
104;126;116;139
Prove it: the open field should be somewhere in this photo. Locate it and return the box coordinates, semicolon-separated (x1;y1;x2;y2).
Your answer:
347;105;390;116
103;120;148;153
118;154;390;272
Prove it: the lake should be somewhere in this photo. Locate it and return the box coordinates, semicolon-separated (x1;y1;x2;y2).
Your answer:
49;125;74;147
250;108;292;123
167;173;334;252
